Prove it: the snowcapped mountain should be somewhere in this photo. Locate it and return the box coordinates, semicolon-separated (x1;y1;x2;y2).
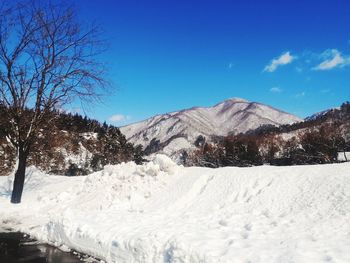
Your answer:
120;98;302;157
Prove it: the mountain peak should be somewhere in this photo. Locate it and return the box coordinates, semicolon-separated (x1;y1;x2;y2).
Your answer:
225;97;249;103
213;97;249;108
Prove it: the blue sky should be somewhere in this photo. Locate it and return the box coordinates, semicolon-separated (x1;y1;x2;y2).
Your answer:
73;0;350;125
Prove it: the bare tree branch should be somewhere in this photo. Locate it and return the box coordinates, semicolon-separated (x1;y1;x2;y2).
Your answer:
0;0;109;203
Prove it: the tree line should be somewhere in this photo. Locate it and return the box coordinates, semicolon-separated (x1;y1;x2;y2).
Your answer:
0;107;144;176
184;102;350;168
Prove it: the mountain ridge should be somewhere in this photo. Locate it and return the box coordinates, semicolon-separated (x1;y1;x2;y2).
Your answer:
120;98;302;159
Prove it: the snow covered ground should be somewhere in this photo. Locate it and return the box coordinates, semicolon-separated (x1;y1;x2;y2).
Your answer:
1;155;350;263
338;152;350;162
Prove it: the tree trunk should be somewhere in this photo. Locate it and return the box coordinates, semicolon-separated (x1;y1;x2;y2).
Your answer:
345;151;348;162
11;146;29;204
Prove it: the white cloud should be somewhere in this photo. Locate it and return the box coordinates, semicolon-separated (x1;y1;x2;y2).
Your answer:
295;92;306;98
109;114;131;123
313;49;350;70
263;51;295;72
270;87;282;93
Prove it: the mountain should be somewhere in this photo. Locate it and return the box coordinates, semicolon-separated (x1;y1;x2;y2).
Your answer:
304;108;336;121
120;98;302;158
187;101;350;167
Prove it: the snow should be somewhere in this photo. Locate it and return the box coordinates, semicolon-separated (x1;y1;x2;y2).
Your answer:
61;142;93;169
338;152;350;162
80;132;98;140
162;137;194;155
1;157;350;263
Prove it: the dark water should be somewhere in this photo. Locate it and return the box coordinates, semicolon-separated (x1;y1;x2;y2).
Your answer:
0;231;96;263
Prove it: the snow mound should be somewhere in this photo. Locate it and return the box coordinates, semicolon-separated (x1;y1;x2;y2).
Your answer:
74;155;179;211
1;159;350;263
151;154;178;174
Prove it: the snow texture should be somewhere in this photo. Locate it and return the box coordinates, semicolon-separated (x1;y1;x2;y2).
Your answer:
1;156;350;263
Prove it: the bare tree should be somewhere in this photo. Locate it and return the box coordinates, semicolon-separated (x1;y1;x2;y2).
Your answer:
0;1;107;203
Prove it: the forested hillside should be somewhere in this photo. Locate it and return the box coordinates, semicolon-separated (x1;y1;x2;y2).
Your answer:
185;102;350;167
0;108;143;176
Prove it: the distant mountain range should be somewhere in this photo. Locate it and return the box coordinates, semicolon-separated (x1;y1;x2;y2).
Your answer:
120;98;302;159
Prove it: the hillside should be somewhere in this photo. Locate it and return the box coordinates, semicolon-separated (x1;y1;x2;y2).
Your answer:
188;102;350;167
0;111;142;176
120;98;302;159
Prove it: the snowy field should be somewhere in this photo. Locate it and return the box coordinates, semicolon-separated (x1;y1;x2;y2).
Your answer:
0;155;350;263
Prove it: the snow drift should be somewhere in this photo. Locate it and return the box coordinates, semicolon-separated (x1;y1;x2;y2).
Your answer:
1;156;350;263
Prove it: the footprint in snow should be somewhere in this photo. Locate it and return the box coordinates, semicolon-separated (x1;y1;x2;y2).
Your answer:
218;220;228;227
244;223;252;231
241;232;249;239
323;255;333;262
267;179;274;187
270;221;278;227
243;189;248;198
